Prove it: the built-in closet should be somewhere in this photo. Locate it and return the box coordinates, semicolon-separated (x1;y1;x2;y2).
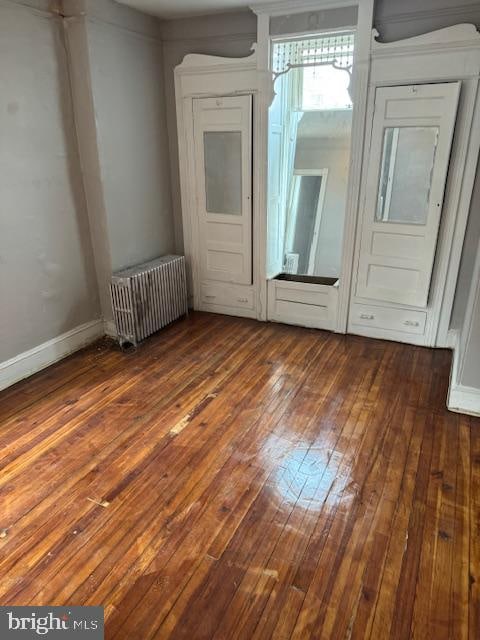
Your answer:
174;0;480;349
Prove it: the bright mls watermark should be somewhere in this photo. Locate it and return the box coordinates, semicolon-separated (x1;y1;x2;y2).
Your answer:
0;607;104;639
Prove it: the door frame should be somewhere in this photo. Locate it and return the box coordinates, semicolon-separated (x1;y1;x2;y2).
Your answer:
346;25;480;347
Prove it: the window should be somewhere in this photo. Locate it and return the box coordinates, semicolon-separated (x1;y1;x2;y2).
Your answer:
272;32;355;112
301;64;352;111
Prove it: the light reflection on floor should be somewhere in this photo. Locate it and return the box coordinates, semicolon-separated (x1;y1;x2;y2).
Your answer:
259;432;357;509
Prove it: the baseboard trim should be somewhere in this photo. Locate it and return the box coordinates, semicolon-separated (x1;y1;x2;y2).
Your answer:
104;320;117;338
447;328;480;416
0;319;105;392
448;384;480;417
445;328;459;349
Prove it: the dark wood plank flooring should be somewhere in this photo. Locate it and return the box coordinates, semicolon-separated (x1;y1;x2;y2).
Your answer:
0;312;479;639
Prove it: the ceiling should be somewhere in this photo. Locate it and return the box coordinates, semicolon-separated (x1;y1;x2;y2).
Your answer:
116;0;268;19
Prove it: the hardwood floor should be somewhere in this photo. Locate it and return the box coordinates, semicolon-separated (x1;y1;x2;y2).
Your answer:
0;311;478;639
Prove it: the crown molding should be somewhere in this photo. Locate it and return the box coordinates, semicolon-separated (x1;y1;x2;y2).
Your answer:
250;0;359;18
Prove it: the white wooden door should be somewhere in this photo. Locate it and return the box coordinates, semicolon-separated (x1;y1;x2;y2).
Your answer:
355;82;460;307
193;96;252;285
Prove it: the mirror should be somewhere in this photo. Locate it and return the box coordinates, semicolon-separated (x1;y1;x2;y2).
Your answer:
375;126;439;225
204;131;242;215
281;108;352;278
267;33;355;281
285;172;327;275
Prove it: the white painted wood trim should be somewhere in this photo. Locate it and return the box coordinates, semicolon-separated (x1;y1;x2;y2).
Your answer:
0;319;104;392
448;327;480;415
445;328;459;349
254;12;271;321
174;50;263;317
104;320;117;338
267;278;338;330
336;0;375;333
250;0;360;17
448;384;480;417
176;50;257;74
447;227;480;416
347;23;480;348
368;25;480;347
436;79;480;345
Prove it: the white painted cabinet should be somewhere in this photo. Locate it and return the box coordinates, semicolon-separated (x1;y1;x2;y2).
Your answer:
355;83;460;309
193;96;253;287
174;51;259;318
174;23;480;346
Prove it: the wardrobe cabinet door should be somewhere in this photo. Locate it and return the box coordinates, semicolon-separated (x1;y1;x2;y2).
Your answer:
356;82;460;307
193;95;252;285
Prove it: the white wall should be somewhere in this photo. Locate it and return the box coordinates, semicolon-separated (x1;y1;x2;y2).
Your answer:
1;0;176;389
64;0;175;323
87;13;174;272
0;0;100;364
375;0;480;41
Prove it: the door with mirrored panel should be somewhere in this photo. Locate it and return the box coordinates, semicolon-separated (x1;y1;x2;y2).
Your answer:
193;96;252;285
355;82;460;307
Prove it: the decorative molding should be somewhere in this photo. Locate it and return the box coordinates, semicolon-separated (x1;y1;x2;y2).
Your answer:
174;52;261;318
0;320;104;392
176;48;257;73
250;0;359;18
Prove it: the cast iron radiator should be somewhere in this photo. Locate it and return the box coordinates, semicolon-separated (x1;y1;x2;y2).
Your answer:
110;255;188;348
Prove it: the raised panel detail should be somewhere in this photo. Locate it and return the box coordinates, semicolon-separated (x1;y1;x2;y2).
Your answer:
385;97;444;119
366;264;420;294
276;286;330;307
207;250;244;274
267;279;338;330
350;304;427;335
201;282;254;310
371;232;423;259
197;107;244;126
207;221;243;244
355;82;460;308
193;95;253;287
